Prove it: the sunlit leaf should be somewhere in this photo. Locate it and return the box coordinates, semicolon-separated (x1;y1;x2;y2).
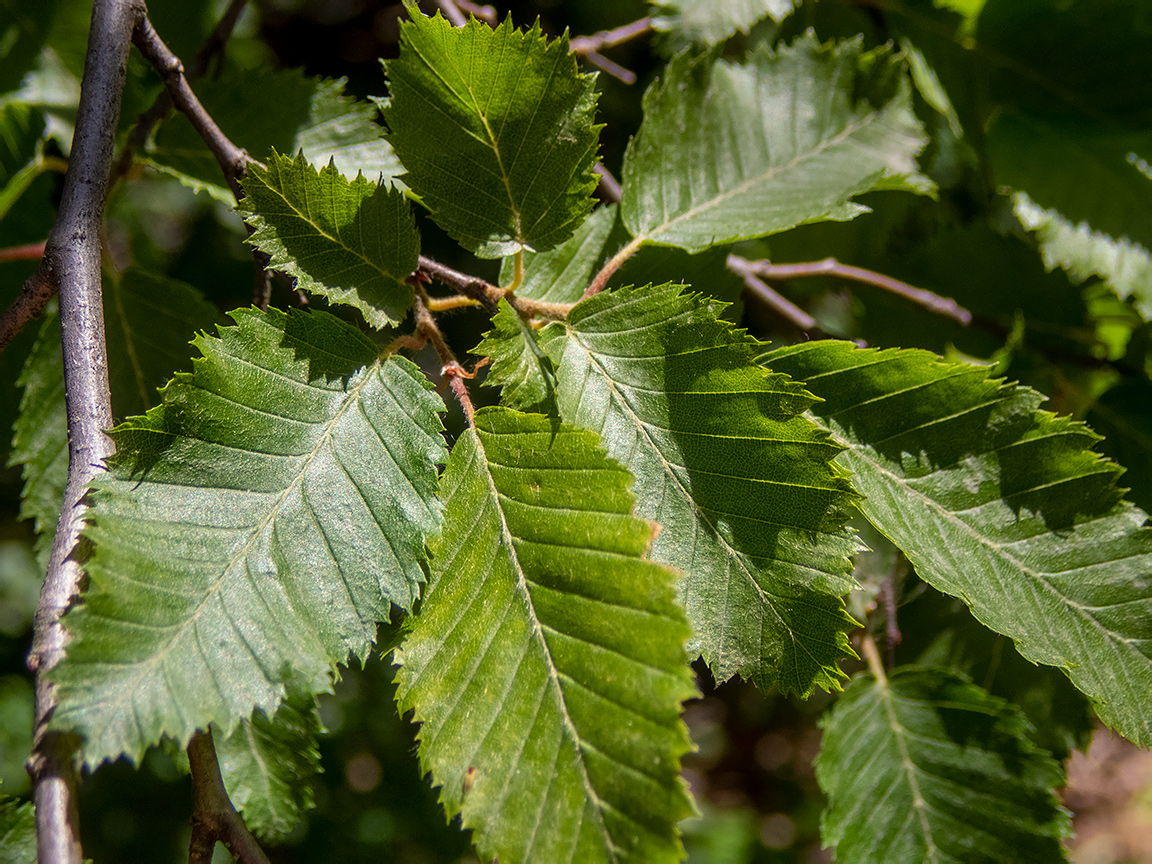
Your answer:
556;285;860;693
395;408;696;864
768;341;1152;746
650;0;795;49
240;150;419;328
50;307;446;766
383;10;600;258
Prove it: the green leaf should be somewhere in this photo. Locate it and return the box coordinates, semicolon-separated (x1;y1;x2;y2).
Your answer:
1088;378;1152;515
0;102;45;220
473;300;560;415
621;34;931;254
50;307;446;766
0;795;36;864
817;668;1070;863
239;150;419;328
216;679;323;843
556;285;860;694
1013;191;1152;319
394;407;696;864
146;69;401;202
766;341;1152;746
10;270;222;567
383;11;601;258
650;0;795;48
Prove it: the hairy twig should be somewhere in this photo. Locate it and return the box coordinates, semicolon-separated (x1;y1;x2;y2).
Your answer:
584;236;642;298
730;254;972;327
25;3;145;863
188;730;271;864
413;283;476;424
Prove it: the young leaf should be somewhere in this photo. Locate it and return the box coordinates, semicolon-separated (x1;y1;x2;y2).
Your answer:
239;150;419;328
621;34;931;254
473;299;560;415
10;269;221;566
766;341;1152;746
394;408;696;864
146;69;402;202
383;11;601;258
216;680;323;843
817;668;1070;862
650;0;795;49
555;285;860;694
50;307;446;766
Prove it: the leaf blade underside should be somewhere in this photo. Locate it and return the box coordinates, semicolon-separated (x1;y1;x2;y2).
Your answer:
556;285;860;694
621;34;931;253
50;307;446;766
767;341;1152;747
394;408;696;864
817;668;1070;863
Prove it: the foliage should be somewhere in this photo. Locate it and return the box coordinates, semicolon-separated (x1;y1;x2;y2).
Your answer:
1;0;1149;862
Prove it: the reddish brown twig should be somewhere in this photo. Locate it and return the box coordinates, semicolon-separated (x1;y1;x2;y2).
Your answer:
728;256;818;331
417;255;571;320
570;17;653;55
413;283;476;424
730;254;972;327
0;242;47;263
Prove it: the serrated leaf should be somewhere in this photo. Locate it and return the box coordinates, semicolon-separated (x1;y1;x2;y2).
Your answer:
817;668;1070;863
239;150;419;328
383;12;601;258
0;102;44;219
621;34;931;254
556;285;860;694
473;299;559;414
10;270;221;567
146;69;401;202
0;796;36;864
766;341;1152;746
1014;191;1152;319
50;307;446;766
216;679;323;843
650;0;794;49
394;407;696;864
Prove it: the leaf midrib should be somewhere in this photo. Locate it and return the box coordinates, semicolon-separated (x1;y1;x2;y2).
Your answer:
470;426;619;863
108;356;384;724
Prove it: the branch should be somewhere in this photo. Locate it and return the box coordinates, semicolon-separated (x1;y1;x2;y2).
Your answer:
728;256;819;331
0;242;47;263
593;163;623;203
131;15;255;200
432;0;468;28
187;730;270;864
730;254;972;327
570;17;653;55
416;255;570;320
26;3;145;863
413;283;476;424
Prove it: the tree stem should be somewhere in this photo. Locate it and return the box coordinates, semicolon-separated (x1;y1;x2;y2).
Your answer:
26;3;145;863
187;730;271;864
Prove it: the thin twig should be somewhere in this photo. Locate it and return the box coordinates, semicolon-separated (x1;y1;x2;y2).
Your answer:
131;16;255;200
728;256;818;331
0;242;47;263
416;255;570;320
188;730;271;864
26;3;145;863
570;16;653;55
432;0;468;28
413;284;476;424
580;50;636;84
584;236;642;298
730;254;972;327
593;163;623;203
190;0;248;78
455;0;496;24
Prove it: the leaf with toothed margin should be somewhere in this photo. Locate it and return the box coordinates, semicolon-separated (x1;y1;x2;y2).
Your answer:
394;407;697;864
554;284;861;695
49;306;446;767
